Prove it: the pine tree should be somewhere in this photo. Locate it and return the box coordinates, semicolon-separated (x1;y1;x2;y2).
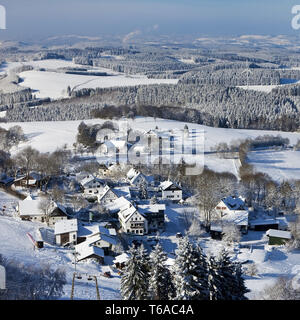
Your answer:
120;245;149;300
192;244;210;300
173;237;207;300
207;255;224;300
232;262;249;300
149;243;175;300
217;248;249;300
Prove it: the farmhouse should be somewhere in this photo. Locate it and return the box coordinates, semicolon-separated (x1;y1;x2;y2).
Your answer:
17;195;68;226
79;233;117;256
54;219;78;246
215;196;247;215
266;229;292;245
99;140;130;157
159;180;182;202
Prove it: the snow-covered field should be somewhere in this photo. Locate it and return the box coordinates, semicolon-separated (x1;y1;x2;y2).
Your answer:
2;117;300;180
248;149;300;182
0;59;178;99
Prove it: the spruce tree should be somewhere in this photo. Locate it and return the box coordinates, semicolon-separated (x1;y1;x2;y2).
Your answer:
173;237;206;300
207;255;224;300
149;243;175;300
120;245;149;300
217;248;249;300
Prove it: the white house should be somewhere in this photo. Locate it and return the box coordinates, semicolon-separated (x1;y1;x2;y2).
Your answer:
127;168;154;187
74;241;104;263
79;175;105;198
97;185;119;206
99;140;130;157
80;233;117;255
54;219;78;246
77;224;118;255
18;195;68;227
215;196;249;233
118;203;148;235
159;180;182;201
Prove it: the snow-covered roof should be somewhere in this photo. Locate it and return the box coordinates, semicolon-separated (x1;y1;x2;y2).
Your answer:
55;219;78;235
159;180;181;191
118;204;139;222
98;185;117;202
83;233;117;246
77;224;116;239
108;196;133;213
80;175;104;187
113;252;130;264
249;218;279;226
19;197;44;217
221;210;249;226
127;168;139;180
113;186;131;199
266;229;292;239
75;241;104;261
221;196;246;211
18;197;65;218
137;204;166;214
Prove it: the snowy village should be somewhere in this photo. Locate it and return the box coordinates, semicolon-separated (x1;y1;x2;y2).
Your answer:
1;1;300;302
0;118;300;301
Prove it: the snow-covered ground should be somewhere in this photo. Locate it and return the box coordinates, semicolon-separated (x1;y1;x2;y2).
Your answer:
2;117;300;180
0;59;178;99
248;149;300;182
0;188;299;300
0;190;121;300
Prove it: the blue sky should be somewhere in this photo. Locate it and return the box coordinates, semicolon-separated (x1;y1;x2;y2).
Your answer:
0;0;298;41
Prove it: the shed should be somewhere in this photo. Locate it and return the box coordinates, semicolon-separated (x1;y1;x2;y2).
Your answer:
266;229;292;245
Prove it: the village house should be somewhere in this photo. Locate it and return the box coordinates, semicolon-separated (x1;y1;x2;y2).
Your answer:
54;219;78;246
126;168;155;187
159;180;182;202
79;174;106;198
74;241;104;264
13;173;44;189
97;185;119;206
113;252;130;270
118;201;148;235
77;224;118;255
78;233;117;256
17;195;68;227
99;140;130;157
214;196;249;233
137;204;166;233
